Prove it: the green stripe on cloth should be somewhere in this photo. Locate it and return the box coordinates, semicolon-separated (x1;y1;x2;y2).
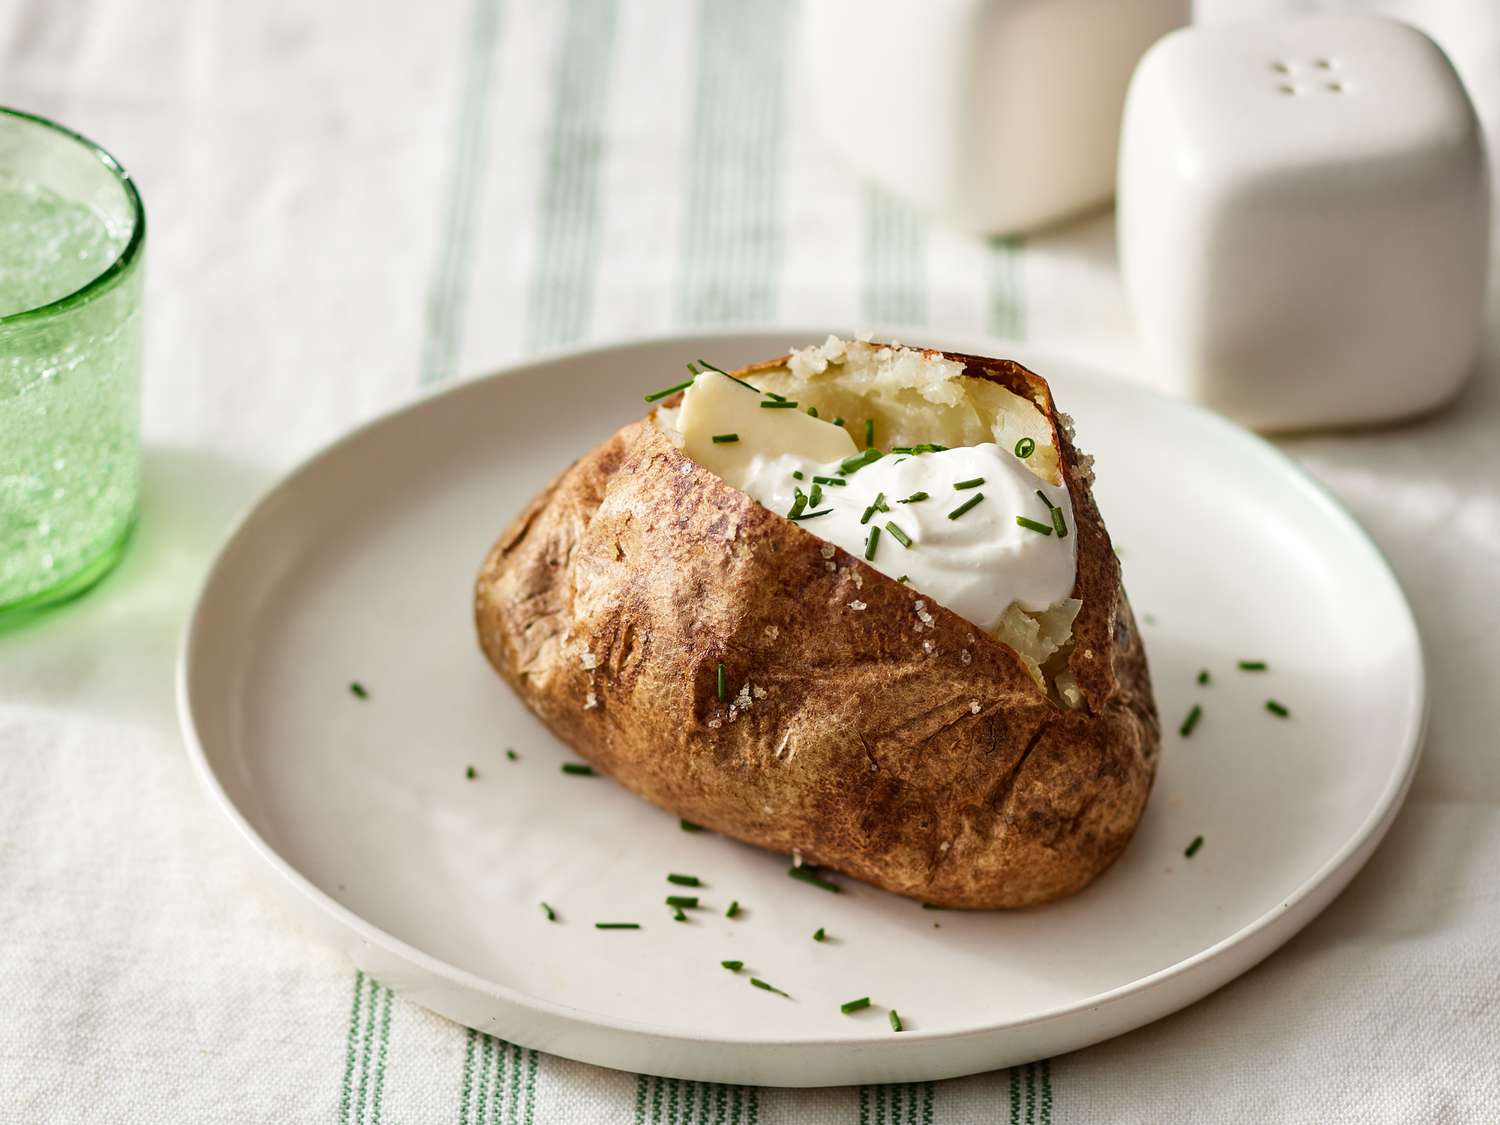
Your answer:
987;235;1025;340
677;0;792;325
457;1032;535;1124
338;972;394;1125
524;0;621;352
420;0;504;385
861;186;928;327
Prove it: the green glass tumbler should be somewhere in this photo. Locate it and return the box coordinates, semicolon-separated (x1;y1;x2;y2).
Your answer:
0;108;145;625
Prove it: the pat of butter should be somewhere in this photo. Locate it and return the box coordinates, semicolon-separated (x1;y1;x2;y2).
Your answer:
678;370;857;485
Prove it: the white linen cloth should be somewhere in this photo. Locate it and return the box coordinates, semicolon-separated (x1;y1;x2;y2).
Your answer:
2;0;1498;1120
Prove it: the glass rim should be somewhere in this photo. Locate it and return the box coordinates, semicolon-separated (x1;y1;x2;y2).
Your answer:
0;106;146;327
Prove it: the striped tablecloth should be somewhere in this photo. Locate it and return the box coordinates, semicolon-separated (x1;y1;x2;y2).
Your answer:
3;0;1499;1120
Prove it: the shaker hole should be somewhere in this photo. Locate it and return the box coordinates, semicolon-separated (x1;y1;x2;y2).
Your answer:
1278;84;1301;95
1326;81;1344;93
1314;58;1334;69
1271;61;1291;74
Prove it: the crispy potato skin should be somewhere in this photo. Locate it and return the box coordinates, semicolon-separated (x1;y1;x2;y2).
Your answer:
475;352;1159;907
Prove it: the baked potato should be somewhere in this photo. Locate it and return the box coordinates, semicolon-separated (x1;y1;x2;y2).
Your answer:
475;338;1159;907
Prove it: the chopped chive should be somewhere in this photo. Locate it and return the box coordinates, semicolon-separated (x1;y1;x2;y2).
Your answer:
645;379;695;402
953;477;985;490
506;748;519;761
897;575;910;584
725;900;740;918
807;405;818;417
839;448;884;475
811;476;847;486
763;390;787;402
788;865;842;893
750;978;789;998
595;922;641;930
792;508;832;521
1179;704;1203;738
561;763;595;776
665;895;699;908
875;494;890;513
890;446;913;455
813;927;827;942
865;418;875;448
680;819;706;833
711;433;739;444
1014;437;1036;458
1238;660;1269;671
1015;515;1052;535
946;493;985;521
686;362;699;375
786;491;808;520
1050;506;1068;537
1265;699;1290;718
1034;489;1055;511
673;907;688;922
696;360;760;394
898;491;928;504
840;997;871;1014
760;400;798;409
721;960;743;971
889;1010;904;1032
832;417;846;427
465;765;477;780
716;662;726;701
1185;835;1205;858
348;681;368;699
920;902;950;910
667;873;701;887
540;902;556;921
791;470;805;481
884;521;913;549
864;526;881;561
911;443;948;454
1197;670;1210;686
809;482;823;508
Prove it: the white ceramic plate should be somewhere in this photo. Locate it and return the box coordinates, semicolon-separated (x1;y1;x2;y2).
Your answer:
178;330;1424;1087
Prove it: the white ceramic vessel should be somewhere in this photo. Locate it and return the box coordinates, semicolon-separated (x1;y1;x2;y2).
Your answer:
1118;15;1490;431
803;0;1188;235
178;331;1425;1086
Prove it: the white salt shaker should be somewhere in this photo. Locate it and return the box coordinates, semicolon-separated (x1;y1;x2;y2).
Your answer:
1118;16;1490;431
803;0;1189;235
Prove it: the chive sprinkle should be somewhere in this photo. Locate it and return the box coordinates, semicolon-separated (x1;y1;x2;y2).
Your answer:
1015;515;1052;535
1266;699;1290;718
840;997;871;1014
595;922;641;930
760;400;798;409
644;379;694;402
813;927;827;942
696;360;760;394
561;763;595;776
839;448;883;475
1179;704;1203;738
1238;660;1269;671
875;494;890;513
953;477;984;490
721;960;743;971
716;662;726;701
890;1010;904;1032
1034;489;1054;510
864;526;881;561
541;902;556;921
725;900;740;918
948;494;985;521
884;522;913;549
807;406;818;417
865;418;875;448
750;978;789;998
1050;506;1068;537
465;765;477;780
811;476;846;486
673;907;688;922
1014;437;1036;458
792;470;805;481
898;491;928;504
809;482;823;508
788;865;842;893
897;575;910;584
1197;670;1210;686
665;895;699;908
832;417;846;427
680;819;706;832
792;508;832;521
920;902;950;910
711;433;739;444
763;390;786;402
1185;835;1205;858
349;682;368;699
786;491;807;520
911;443;948;454
506;748;519;761
667;874;700;888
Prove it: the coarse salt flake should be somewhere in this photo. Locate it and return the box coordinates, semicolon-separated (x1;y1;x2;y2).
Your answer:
579;652;598;670
848;600;867;611
584;692;598;709
969;700;981;714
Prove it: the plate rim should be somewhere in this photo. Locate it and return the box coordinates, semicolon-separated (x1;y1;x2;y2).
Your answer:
177;327;1428;1063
